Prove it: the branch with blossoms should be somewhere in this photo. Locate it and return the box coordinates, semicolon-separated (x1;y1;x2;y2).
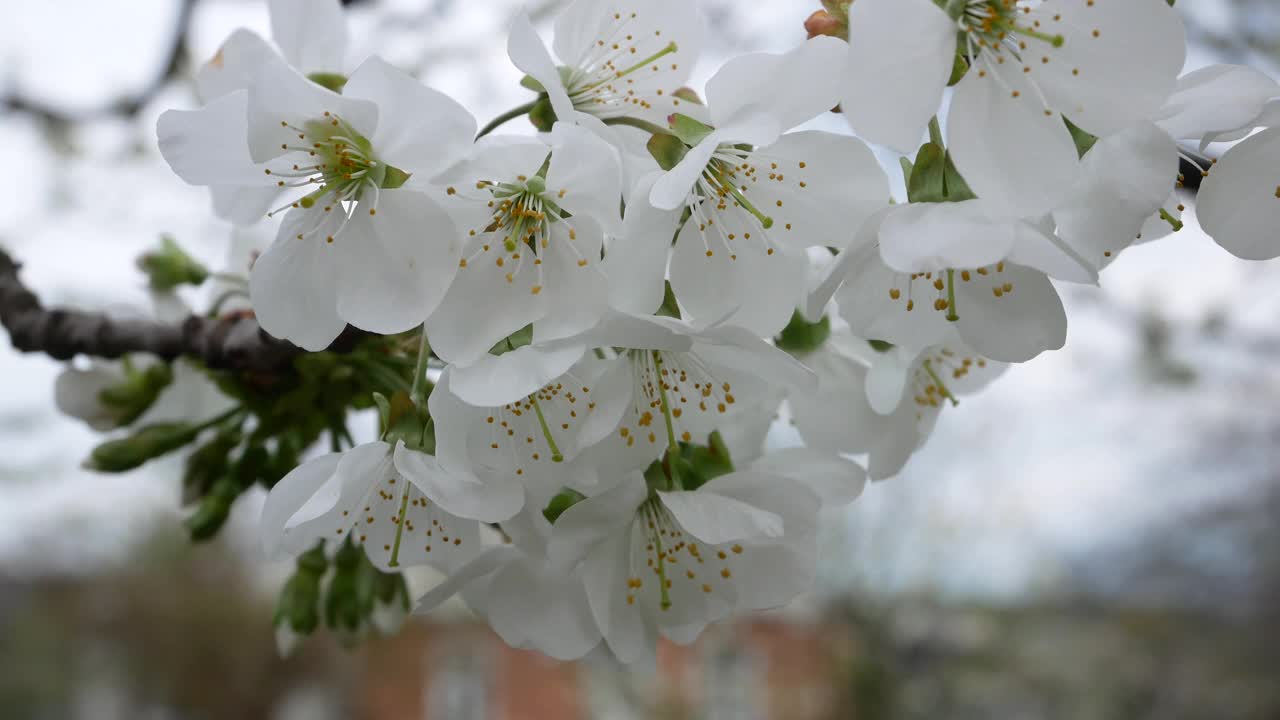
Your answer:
7;0;1280;662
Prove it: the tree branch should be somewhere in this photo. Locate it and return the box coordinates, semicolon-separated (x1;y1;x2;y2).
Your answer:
0;248;365;373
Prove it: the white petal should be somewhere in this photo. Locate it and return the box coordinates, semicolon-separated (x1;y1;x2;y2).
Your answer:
333;190;459;335
413;547;518;613
840;0;956;153
864;346;914;415
508;11;576;124
487;560;600;660
1007;219;1096;285
649;131;723;210
195;29;277;103
1025;0;1185;136
706;36;848;132
55;364;126;431
548;473;648;572
245;52;377;164
533;218;610;345
210;184;279;227
249;211;347;350
393;442;524;523
259;452;344;560
748;449;867;507
879;200;1016;273
1054;121;1179;269
583;528;653;665
342;56;476;178
1154;65;1280;143
692;325;817;393
947;64;1081;217
1198;127;1280;261
447;342;587;408
954;264;1066;362
547;122;624;236
833;242;957;352
425;240;545;366
553;0;704;124
669;217;808;337
744;131;890;252
657;486;783;545
157;91;265;187
268;0;349;75
603;174;679;316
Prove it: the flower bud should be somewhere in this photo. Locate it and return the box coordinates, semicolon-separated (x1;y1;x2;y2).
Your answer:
137;236;210;291
273;544;328;655
325;538;366;637
185;475;239;542
805;9;847;39
86;421;202;473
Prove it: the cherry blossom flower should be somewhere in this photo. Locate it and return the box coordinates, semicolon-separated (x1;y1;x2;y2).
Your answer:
159;55;475;349
841;0;1185;215
424;123;623;366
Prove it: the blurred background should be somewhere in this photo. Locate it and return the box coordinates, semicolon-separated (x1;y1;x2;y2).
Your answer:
3;1;1280;718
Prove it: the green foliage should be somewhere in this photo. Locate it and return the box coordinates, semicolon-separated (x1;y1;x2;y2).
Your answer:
543;488;587;524
907;141;975;203
137;235;210;292
96;359;174;428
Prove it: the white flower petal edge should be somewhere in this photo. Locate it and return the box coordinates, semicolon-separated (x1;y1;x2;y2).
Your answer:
840;0;957;153
1198;127;1280;261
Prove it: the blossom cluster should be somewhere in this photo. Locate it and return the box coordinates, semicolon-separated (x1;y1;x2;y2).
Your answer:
129;0;1280;662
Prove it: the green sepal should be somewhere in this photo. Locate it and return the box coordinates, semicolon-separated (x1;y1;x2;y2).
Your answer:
489;325;534;356
647;133;689;171
307;72;348;93
372;392;392;433
656;281;682;319
519;74;546;93
868;339;895;353
679;432;735;491
542;488;587;524
947;50;969;87
1064;117;1098;158
86;421;204;473
668;113;714;146
942;151;976;201
907;143;947;203
137;236;210;292
775;311;831;355
529;95;557;133
381;390;433;453
672;87;704;105
379;165;412;190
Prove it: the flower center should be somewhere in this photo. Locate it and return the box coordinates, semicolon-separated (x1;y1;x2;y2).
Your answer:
451;175;592;295
625;498;745;612
959;0;1063;53
885;263;1014;320
478;378;601;478
910;348;986;412
615;350;738;451
265;112;407;243
566;41;680;116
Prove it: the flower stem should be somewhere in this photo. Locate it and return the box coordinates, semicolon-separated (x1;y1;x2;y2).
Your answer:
604;116;675;137
476;101;538;140
410;326;431;405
